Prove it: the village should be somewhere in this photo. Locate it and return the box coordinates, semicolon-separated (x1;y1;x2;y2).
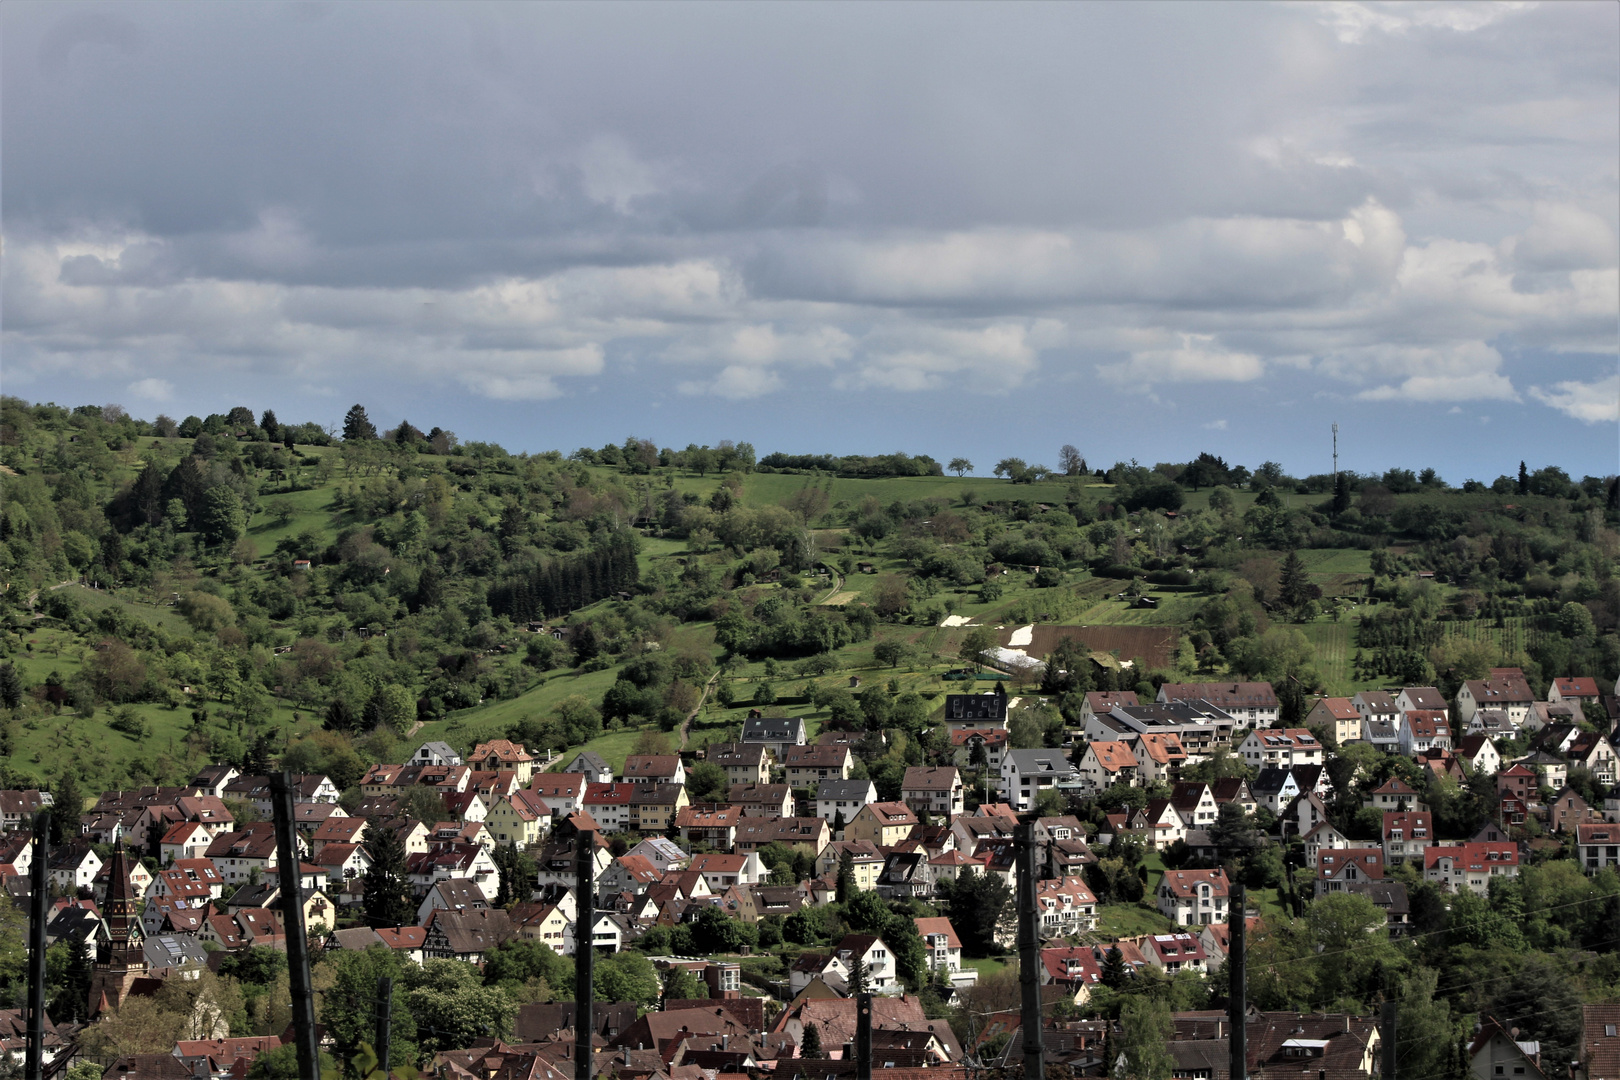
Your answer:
4;672;1618;1080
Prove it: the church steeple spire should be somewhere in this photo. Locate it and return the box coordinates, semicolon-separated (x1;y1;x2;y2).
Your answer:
89;840;147;1016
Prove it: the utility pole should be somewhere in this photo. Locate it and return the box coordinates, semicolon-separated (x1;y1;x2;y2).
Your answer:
1332;423;1339;483
25;810;49;1080
856;992;873;1080
271;772;321;1080
375;976;394;1077
574;835;595;1080
1381;1000;1397;1080
1016;819;1045;1080
1229;882;1247;1080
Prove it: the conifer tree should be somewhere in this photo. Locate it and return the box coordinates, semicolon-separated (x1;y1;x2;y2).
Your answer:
801;1022;823;1058
342;404;377;442
836;848;856;904
363;822;415;928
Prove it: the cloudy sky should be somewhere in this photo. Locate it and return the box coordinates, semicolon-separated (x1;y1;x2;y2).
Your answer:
4;1;1616;480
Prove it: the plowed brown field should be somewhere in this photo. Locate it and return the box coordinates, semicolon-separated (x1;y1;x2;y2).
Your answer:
996;624;1180;668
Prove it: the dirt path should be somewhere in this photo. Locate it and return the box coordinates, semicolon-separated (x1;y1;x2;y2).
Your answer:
679;669;721;751
814;563;847;605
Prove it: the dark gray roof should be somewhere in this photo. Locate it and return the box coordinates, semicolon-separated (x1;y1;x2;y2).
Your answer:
742;716;804;741
816;779;877;802
144;933;209;970
946;693;1009;721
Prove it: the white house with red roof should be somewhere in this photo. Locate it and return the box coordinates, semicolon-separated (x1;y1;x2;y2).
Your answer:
159;822;214;864
529;772;587;819
1306;697;1364;746
1399;712;1452;756
1035;877;1098;935
1382;811;1432;865
1142;932;1208;974
1365;778;1428;812
1156;868;1229;926
582;783;635;832
1038;945;1104;1004
1237;728;1323;769
1133;733;1187;785
1576;823;1619;874
1424;842;1519;895
913;916;966;977
1303;821;1352;868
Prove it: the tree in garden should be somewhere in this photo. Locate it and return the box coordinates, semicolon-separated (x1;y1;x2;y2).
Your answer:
1058;445;1086;476
594;951;661;1008
197;487;246;547
405;959;516;1055
362;822;416;928
753;681;776;706
958;627;994;670
943;867;1012;956
948;457;973;477
836;848;857;904
343;404;378;441
1100;946;1128;989
801;1021;823;1058
492;843;537;907
661;964;707;1003
873;640;906;668
318;946;418;1070
1117;996;1174;1080
1278;550;1310;609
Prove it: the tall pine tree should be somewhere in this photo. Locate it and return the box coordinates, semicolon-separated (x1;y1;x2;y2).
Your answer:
362;821;415;928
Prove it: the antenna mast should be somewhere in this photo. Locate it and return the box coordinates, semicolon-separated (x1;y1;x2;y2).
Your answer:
1332;423;1339;481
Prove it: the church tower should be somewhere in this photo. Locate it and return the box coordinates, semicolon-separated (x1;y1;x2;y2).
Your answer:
88;840;148;1016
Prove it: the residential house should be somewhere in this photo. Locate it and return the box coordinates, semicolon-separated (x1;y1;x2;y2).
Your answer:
485;789;554;849
1156;868;1230;926
950;729;1010;774
1468;1016;1549;1080
0;791;51;833
1134;733;1188;785
564;751;614;784
1307;697;1365;746
1157;682;1279;727
621;755;685;787
1251;768;1307;815
1424;842;1520;895
1346;880;1412;936
189;765;241;799
1400;711;1453;756
832;933;899;992
423;907;514;963
410;741;462;767
467;740;536;783
1497;764;1539;804
1549;677;1602;708
1130;799;1186;850
597;854;661;899
874;850;934;900
159;822;214;864
1169;783;1220;829
815;779;879;831
913;917;967;979
1073;741;1139;795
529;773;587;820
1303;821;1352;868
1316;849;1385;896
203;823;280;884
707;743;772;785
312;842;370;888
152;859;226;902
675;804;743;850
1456;735;1502;776
1363;718;1401;753
1382;811;1432;865
944;690;1010;731
1077;691;1140;727
1353;691;1402;730
1397;686;1453;724
900;767;964;818
780;744;854;788
1469;709;1520;738
406;843;501;902
728;783;795;818
1038;946;1105;1005
1456;678;1532;726
734;817;830;856
1365;778;1428;812
1514;751;1569;791
1581;1004;1620;1080
844;802;919;849
689;851;767;892
582;783;635;832
817;840;886;891
1143;933;1208;974
1547;787;1599;834
629;784;689;833
1576;823;1620;874
1237;728;1323;769
1210;778;1257;815
415;878;490;925
740;715;808;758
1035;877;1098;935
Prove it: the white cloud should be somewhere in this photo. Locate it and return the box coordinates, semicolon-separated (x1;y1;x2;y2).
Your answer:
576;135;662;213
1308;1;1536;45
127;377;173;402
842;322;1052;392
1333;342;1521;403
1099;334;1264;388
1529;374;1620;423
1203;419;1229;430
680;365;784;400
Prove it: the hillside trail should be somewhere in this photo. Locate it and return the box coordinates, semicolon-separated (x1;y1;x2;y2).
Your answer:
679;669;721;751
812;563;846;605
